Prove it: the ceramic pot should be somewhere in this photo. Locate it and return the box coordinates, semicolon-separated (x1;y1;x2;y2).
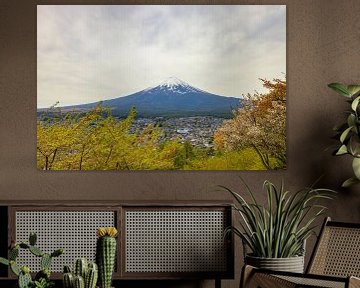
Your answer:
245;254;305;273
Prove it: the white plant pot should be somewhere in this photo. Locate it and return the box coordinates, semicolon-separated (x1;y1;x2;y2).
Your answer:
245;254;305;273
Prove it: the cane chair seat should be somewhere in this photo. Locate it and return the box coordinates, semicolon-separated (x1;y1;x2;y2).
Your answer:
308;225;360;277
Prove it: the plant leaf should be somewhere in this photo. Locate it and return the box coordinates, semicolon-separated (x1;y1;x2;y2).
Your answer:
10;261;20;276
349;135;360;156
352;157;360;179
342;177;360;188
336;145;348;155
347;114;356;128
340;126;353;143
351;96;360;111
348;85;360;96
328;83;350;97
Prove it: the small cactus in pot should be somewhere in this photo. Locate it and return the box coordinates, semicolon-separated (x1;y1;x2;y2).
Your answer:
96;227;118;288
62;259;98;288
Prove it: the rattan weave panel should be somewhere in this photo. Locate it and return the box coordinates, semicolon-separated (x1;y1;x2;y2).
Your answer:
15;211;115;272
277;275;346;288
125;210;227;273
309;226;360;277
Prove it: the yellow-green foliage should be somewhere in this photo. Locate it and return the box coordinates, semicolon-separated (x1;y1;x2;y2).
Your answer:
37;102;283;170
37;106;186;170
184;148;267;170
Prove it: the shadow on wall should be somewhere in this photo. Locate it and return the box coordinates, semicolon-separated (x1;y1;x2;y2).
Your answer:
297;109;360;219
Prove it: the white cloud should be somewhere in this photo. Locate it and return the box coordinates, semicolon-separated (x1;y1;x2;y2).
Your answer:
37;5;286;107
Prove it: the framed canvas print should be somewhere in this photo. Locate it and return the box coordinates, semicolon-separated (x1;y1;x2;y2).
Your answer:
37;5;286;170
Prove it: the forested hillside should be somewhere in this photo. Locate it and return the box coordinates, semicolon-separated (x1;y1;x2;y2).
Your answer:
37;78;286;170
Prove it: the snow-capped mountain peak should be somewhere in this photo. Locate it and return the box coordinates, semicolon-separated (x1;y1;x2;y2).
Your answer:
159;76;187;88
147;77;205;94
57;76;242;118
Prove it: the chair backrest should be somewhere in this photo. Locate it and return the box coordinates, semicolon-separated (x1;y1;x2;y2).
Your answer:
307;217;360;277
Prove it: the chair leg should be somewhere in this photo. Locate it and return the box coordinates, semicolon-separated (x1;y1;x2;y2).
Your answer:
240;265;255;288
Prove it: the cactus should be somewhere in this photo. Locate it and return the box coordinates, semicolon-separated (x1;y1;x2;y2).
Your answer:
35;268;50;281
29;232;37;246
29;245;44;257
63;272;74;288
41;253;52;270
64;265;72;273
19;243;30;249
18;269;32;288
96;227;118;288
0;257;9;266
85;263;98;288
74;258;88;279
0;232;63;288
9;246;19;260
74;275;85;288
51;248;64;257
10;260;20;276
63;259;98;288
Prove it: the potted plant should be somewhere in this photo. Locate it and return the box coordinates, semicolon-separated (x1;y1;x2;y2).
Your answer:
62;258;98;288
222;179;334;273
328;83;360;187
96;227;118;288
0;232;63;288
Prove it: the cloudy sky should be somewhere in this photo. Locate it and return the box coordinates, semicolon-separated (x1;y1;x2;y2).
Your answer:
37;5;286;108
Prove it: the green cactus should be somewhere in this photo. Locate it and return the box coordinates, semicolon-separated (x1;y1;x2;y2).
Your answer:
51;248;64;257
41;253;52;270
18;269;32;288
73;275;85;288
63;259;98;288
21;265;30;274
19;243;30;249
9;246;19;260
0;232;63;288
29;245;44;257
63;265;72;273
29;232;37;246
96;228;117;288
10;260;20;276
74;258;88;279
85;263;98;288
35;268;51;282
63;272;74;288
0;257;9;266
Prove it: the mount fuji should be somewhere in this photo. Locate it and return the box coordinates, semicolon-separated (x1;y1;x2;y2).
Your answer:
60;77;241;118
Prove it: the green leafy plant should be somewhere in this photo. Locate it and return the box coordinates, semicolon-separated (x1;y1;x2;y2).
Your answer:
0;232;63;288
222;179;334;258
328;83;360;187
32;278;54;288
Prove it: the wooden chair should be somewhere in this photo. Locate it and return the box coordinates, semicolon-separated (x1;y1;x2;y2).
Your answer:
241;217;360;288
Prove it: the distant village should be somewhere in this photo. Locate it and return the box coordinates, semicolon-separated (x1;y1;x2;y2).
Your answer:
130;116;227;148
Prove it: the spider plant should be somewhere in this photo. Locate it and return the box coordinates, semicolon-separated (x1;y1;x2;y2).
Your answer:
222;180;335;258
